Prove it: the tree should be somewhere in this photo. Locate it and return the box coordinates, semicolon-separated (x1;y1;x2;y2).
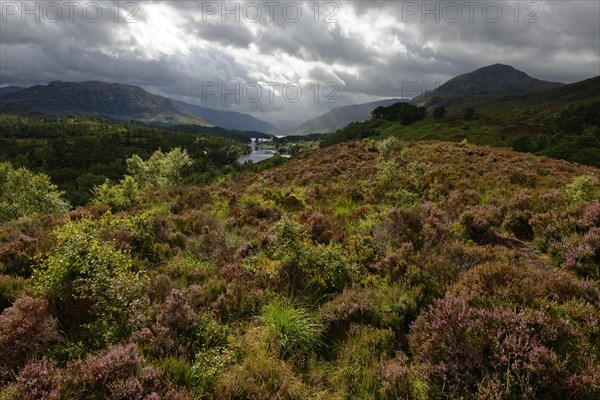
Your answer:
433;106;447;120
126;148;193;189
0;162;69;221
371;103;427;125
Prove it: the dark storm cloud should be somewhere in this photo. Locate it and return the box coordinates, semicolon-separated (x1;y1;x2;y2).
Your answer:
1;0;599;127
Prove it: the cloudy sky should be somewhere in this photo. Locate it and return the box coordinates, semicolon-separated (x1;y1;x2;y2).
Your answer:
1;1;599;128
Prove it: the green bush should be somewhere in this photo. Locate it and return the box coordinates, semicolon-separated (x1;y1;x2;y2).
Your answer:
127;148;193;189
0;162;69;221
33;218;144;343
566;174;599;203
92;175;138;211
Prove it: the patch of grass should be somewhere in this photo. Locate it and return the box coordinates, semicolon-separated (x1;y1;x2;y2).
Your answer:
262;298;322;359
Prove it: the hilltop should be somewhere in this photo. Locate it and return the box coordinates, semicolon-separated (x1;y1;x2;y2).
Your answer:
414;64;564;111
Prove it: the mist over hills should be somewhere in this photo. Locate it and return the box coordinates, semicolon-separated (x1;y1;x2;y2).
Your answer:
285;98;405;135
179;101;278;133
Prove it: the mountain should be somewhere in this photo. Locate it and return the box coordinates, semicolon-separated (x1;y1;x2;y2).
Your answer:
285;98;404;135
179;101;278;133
476;75;600;113
0;81;211;125
0;86;24;97
414;64;564;111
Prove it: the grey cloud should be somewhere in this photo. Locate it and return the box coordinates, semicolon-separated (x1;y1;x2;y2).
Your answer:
1;0;598;127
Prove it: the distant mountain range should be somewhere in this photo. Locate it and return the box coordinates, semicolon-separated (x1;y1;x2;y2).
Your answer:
0;86;24;97
0;65;588;136
413;64;564;111
0;81;278;133
0;81;211;125
282;64;568;135
179;101;278;133
284;98;405;135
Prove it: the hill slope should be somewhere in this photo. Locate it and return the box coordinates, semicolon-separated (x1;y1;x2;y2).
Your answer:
179;101;278;133
286;98;404;135
0;81;211;125
477;75;600;113
1;139;599;399
414;64;563;111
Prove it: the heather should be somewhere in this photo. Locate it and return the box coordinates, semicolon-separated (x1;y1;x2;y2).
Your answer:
0;139;599;399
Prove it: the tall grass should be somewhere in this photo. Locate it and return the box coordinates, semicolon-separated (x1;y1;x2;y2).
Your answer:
261;298;322;359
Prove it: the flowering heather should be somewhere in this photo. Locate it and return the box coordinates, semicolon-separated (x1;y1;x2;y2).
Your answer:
1;140;599;398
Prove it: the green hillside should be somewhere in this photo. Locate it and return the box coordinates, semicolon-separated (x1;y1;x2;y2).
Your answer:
1;138;599;399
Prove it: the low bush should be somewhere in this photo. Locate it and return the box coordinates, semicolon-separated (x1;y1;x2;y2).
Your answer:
0;296;59;381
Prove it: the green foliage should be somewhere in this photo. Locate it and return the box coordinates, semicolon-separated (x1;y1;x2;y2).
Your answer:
0;162;69;221
92;175;138;211
262;298;322;360
372;102;427;125
0;115;245;205
191;346;237;391
251;219;357;293
126;148;193;189
333;326;396;398
33;218;144;342
2;139;600;398
565;174;600;203
433;106;447;119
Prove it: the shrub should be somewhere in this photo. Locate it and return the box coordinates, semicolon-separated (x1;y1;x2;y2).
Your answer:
62;344;161;400
0;274;28;312
503;210;533;239
133;287;199;358
253;219;356;294
456;206;502;244
0;232;39;277
33;218;144;343
333;326;396;398
566;174;600;203
432;106;447;119
409;297;487;394
0;162;69;221
319;284;419;346
191;346;237;392
0;296;59;381
563;227;600;279
373;208;423;252
126;148;193;190
262;298;322;360
371;102;427;125
379;355;429;400
92;175;138;211
215;352;306;400
11;358;61;400
409;293;593;399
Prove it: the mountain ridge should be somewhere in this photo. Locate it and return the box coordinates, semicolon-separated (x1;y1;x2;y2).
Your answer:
0;81;211;126
413;64;564;111
179;101;278;133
